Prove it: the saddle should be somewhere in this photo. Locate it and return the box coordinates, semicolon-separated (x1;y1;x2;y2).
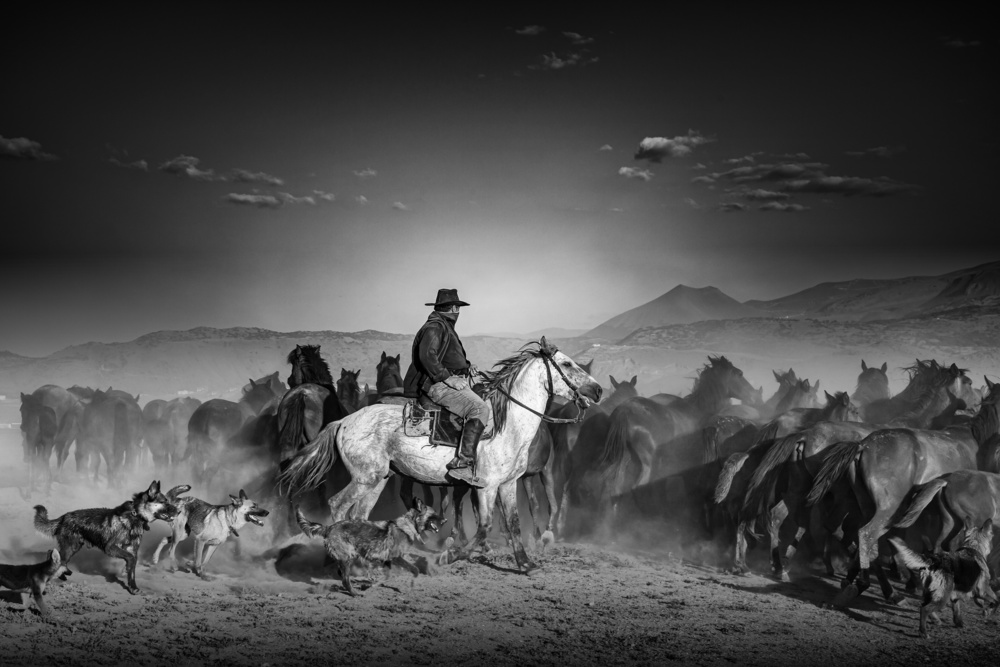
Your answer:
399;384;492;448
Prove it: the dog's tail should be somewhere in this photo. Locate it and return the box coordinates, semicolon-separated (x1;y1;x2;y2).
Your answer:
888;537;929;572
893;478;948;529
294;507;328;539
33;505;58;536
165;484;192;502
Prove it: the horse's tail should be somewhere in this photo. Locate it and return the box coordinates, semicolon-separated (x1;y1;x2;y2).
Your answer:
598;409;639;498
806;440;863;506
749;419;781;452
277;421;342;497
744;432;800;517
278;392;308;463
714;452;749;505
893;478;948;529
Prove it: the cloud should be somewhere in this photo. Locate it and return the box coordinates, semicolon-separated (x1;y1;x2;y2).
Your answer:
618;166;653;181
683;198;701;209
563;31;594;45
845;145;905;159
759;202;809;212
718;203;749;213
355;195;369;205
278;192;315;205
744;189;790;201
353;168;377;179
109;157;148;171
691;175;716;185
599;144;613;152
724;155;756;165
392;201;409;211
515;25;544;36
224;193;282;208
634;131;713;162
532;51;598;71
775;152;811;160
159;155;221;181
231;168;284;186
710;161;829;183
313;190;336;202
0;135;58;161
783;175;919;197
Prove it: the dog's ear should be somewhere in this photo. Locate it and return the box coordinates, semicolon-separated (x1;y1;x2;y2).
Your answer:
49;549;60;565
412;497;426;512
240;489;248;501
230;495;240;505
982;518;994;534
148;480;161;495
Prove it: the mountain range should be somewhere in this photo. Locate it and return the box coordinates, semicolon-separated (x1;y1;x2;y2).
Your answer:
2;261;999;408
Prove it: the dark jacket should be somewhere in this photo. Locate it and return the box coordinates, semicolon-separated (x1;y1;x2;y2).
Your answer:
403;311;471;395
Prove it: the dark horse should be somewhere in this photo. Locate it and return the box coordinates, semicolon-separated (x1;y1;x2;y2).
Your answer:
336;368;364;415
806;363;987;606
363;352;405;406
586;356;758;543
76;389;145;488
186;375;283;486
19;385;84;495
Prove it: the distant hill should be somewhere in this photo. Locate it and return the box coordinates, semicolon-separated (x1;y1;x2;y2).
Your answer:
584;285;764;341
747;260;1000;321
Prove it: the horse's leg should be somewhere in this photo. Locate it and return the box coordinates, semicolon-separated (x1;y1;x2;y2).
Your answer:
538;457;558;547
352;476;391;520
496;480;539;573
768;500;790;581
732;519;752;575
521;474;543;544
451;485;500;563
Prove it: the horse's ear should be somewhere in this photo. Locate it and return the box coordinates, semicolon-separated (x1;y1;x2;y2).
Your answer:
609;376;619;389
861;360;868;371
630;375;637;386
949;363;960;374
825;391;834;402
773;370;782;382
986;376;995;390
20;392;28;400
248;378;257;387
812;379;820;392
395;354;401;364
788;369;797;381
880;362;887;373
381;351;387;362
134;393;140;402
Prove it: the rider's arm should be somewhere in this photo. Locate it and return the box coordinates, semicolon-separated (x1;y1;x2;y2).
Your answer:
418;323;452;383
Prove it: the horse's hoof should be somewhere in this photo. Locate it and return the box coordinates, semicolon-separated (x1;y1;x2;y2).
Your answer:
832;584;859;608
887;592;905;605
127;586;140;596
775;572;791;583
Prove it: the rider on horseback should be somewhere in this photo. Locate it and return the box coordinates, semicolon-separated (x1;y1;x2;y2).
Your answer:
403;288;489;488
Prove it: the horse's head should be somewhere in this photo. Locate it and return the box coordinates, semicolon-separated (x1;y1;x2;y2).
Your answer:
243;378;279;414
376;352;404;393
944;363;979;412
853;360;890;404
773;368;798;391
701;355;758;405
538;337;602;408
19;393;57;460
337;368;363;409
825;390;860;422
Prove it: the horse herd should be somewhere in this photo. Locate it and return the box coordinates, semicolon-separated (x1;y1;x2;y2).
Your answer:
16;342;1000;607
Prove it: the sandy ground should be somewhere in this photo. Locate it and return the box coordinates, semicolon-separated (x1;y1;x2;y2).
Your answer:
1;431;999;667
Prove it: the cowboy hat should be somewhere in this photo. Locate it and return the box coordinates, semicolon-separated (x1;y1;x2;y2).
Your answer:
425;288;470;307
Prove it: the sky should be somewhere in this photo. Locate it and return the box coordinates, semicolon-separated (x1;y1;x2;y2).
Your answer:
2;5;997;357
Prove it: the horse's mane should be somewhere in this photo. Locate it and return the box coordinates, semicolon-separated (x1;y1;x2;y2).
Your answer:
479;341;550;434
687;355;737;414
287;345;334;388
971;394;1000;447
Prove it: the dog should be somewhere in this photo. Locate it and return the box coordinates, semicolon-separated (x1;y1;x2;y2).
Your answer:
33;479;179;594
151;488;269;579
295;497;444;596
889;518;998;638
0;549;71;616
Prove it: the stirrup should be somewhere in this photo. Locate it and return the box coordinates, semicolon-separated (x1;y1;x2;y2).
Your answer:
447;466;485;488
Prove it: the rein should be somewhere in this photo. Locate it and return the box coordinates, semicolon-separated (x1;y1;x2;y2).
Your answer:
489;352;588;425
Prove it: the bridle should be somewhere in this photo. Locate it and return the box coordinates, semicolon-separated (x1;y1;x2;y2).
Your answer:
488;346;590;424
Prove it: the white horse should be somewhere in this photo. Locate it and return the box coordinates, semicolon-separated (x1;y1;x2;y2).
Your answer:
279;338;602;573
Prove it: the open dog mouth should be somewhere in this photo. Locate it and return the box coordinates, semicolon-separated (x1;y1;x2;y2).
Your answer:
246;508;269;526
156;506;179;522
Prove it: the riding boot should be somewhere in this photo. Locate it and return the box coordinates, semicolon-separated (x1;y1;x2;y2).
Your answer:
447;418;486;488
